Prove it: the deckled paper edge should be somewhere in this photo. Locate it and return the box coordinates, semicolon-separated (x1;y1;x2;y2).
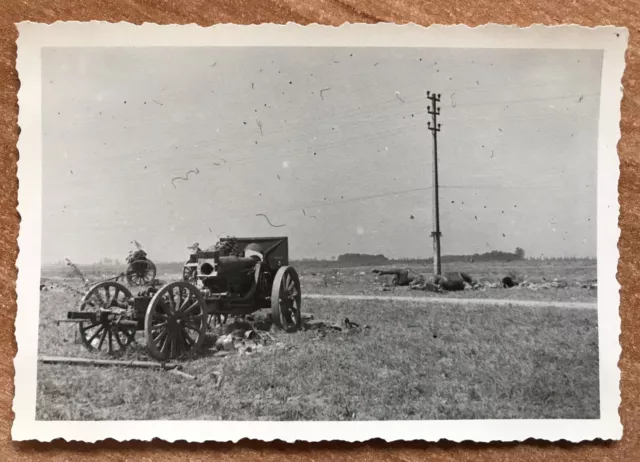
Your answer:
11;21;628;444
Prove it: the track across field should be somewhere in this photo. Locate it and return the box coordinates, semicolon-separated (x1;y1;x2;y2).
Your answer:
303;294;597;309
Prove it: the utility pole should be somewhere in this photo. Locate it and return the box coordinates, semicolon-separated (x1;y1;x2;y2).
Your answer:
427;91;442;276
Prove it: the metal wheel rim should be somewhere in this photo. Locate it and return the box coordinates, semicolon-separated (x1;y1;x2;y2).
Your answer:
272;267;302;331
127;260;156;286
78;282;134;355
144;282;206;361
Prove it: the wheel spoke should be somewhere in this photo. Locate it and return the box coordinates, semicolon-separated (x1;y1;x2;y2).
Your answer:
122;328;136;343
160;334;170;355
184;321;201;331
182;301;201;316
93;290;105;307
80;322;100;332
167;291;177;312
181;327;195;347
113;328;125;349
151;321;168;330
175;329;187;356
97;327;108;350
107;329;114;354
102;286;112;308
86;325;105;344
89;293;103;309
174;287;183;311
290;304;299;322
159;298;174;315
153;327;168;343
179;293;192;311
170;336;178;358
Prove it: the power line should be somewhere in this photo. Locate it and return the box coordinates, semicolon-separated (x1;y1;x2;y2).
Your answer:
78;89;599;165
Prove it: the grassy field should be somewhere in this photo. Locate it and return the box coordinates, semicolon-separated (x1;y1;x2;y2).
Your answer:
36;259;599;421
296;260;597;302
43;258;597;301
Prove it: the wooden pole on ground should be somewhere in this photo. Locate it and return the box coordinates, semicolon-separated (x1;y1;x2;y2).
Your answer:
39;356;197;379
39;356;178;369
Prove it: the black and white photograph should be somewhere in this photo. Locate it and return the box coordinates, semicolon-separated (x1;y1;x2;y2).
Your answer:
13;22;626;442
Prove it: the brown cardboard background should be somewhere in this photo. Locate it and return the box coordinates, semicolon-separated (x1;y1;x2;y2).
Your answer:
0;1;636;459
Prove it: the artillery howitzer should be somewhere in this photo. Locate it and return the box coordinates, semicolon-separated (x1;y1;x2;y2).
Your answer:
61;237;301;361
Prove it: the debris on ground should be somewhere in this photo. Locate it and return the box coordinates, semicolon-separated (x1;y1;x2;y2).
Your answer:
199;312;370;358
407;272;473;292
471;277;595;291
215;334;236;351
373;269;475;292
369;268;596;293
304;316;370;337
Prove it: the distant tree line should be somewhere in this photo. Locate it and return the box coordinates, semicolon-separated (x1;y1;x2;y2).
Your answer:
336;253;390;265
43;246;595;275
333;248;525;265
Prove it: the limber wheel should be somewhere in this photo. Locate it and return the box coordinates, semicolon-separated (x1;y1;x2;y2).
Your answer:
78;281;135;356
144;281;207;361
126;259;157;286
182;264;197;284
271;266;302;332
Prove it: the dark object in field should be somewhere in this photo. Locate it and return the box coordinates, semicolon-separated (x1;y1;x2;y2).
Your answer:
373;268;473;292
305;320;343;334
343;317;359;328
502;276;519;288
61;236;302;362
410;272;474;291
125;248;157;286
410;281;441;292
372;268;416;286
433;272;474;291
305;317;368;336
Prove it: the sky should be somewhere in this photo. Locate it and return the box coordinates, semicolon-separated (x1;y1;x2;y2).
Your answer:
41;46;602;264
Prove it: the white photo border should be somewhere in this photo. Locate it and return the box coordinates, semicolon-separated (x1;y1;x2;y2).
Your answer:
12;21;628;443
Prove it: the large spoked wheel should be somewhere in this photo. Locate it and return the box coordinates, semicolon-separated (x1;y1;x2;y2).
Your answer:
78;281;135;356
271;266;302;332
126;259;156;286
144;281;207;361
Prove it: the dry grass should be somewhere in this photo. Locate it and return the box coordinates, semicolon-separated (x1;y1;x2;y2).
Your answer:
36;272;599;421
